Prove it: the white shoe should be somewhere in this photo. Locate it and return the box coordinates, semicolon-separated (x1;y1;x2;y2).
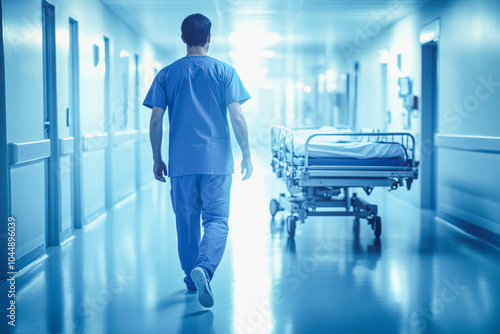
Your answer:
190;267;214;308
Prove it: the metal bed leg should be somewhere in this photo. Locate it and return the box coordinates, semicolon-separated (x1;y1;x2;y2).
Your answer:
351;193;382;238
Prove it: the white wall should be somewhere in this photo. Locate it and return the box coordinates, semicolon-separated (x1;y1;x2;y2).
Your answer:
3;0;169;269
4;0;46;260
332;0;500;235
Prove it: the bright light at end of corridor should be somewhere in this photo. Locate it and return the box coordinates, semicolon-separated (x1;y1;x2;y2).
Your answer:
233;65;269;82
228;31;281;45
318;74;326;93
379;49;390;64
229;50;275;60
325;70;336;81
120;50;129;58
326;70;337;93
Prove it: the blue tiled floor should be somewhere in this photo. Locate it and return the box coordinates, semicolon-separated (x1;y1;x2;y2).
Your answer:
3;155;500;333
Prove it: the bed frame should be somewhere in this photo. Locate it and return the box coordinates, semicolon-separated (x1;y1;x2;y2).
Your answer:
270;126;419;239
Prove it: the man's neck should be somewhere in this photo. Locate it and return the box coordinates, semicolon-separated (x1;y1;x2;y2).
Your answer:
186;45;208;56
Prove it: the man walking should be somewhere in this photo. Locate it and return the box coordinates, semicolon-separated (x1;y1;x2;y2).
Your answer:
143;13;252;308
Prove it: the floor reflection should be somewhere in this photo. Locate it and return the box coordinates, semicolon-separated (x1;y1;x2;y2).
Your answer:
5;151;500;333
181;301;214;333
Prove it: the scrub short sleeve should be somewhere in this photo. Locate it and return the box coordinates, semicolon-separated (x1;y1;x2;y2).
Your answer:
143;74;167;110
224;67;250;107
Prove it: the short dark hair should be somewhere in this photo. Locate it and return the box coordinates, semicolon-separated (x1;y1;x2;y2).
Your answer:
181;14;212;47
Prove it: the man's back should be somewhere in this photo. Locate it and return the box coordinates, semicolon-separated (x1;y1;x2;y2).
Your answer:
144;55;249;177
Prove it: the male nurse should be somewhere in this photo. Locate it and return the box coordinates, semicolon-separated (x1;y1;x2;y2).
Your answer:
143;13;252;308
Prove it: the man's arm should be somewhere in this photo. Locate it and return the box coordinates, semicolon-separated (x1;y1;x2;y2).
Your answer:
228;102;253;180
150;106;167;182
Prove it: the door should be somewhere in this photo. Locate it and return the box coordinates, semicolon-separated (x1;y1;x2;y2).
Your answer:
42;1;61;246
380;63;389;130
1;0;9;281
421;42;438;210
104;36;113;208
134;54;141;189
69;18;82;228
338;73;350;127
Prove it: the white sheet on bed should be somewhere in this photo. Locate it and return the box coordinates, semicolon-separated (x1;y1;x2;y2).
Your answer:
291;126;406;159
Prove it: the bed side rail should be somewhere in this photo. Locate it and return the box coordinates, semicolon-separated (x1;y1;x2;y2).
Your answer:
271;126;417;169
304;132;417;168
271;126;295;167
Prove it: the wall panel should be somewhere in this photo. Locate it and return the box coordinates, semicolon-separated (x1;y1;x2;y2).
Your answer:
3;0;171;272
82;149;106;223
10;162;46;258
112;140;136;203
334;0;500;237
4;0;47;264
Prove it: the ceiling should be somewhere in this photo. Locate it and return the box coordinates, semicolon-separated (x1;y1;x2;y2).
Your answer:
100;0;433;80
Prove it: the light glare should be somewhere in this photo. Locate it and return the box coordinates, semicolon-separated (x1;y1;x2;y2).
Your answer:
228;31;281;45
234;66;269;75
318;73;326;93
379;49;390;64
230;50;275;59
325;70;336;81
326;70;337;93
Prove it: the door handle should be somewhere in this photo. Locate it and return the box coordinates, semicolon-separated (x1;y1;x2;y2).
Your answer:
44;121;51;136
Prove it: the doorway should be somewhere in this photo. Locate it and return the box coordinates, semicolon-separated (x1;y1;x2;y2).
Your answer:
1;0;10;280
338;73;350;128
380;63;388;130
69;18;82;228
42;1;61;246
104;36;113;207
421;41;438;210
134;54;141;189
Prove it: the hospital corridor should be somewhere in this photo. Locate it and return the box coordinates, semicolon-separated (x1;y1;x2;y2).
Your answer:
1;0;500;333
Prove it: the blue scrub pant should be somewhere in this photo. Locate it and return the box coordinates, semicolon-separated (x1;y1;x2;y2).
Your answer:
170;174;232;290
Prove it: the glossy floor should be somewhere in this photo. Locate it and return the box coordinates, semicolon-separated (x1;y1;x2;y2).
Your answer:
3;155;500;334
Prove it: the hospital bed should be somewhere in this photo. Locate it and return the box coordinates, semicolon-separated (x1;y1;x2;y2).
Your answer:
270;126;419;239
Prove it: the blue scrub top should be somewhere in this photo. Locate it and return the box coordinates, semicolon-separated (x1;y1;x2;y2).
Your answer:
143;55;250;177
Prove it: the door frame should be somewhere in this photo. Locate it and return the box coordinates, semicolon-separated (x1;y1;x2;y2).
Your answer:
42;0;61;246
1;0;10;281
134;54;141;189
69;17;83;228
351;62;359;131
380;62;388;131
420;41;438;210
103;36;113;208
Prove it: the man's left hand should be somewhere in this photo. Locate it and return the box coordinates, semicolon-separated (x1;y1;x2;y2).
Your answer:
241;157;253;181
153;159;168;182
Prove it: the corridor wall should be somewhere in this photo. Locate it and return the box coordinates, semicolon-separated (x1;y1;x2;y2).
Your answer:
2;0;169;274
334;0;500;240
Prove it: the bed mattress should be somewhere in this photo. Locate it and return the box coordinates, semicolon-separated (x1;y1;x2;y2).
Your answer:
293;157;409;167
290;127;407;159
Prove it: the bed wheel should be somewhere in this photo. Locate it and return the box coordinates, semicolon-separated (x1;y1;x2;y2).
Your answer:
353;217;360;236
286;216;297;239
374;216;382;239
270;199;281;218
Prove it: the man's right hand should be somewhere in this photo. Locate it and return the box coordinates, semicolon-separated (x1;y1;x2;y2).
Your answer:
153;159;167;182
241;157;253;181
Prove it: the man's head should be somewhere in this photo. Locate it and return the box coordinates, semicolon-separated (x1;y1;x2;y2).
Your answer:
181;14;212;47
